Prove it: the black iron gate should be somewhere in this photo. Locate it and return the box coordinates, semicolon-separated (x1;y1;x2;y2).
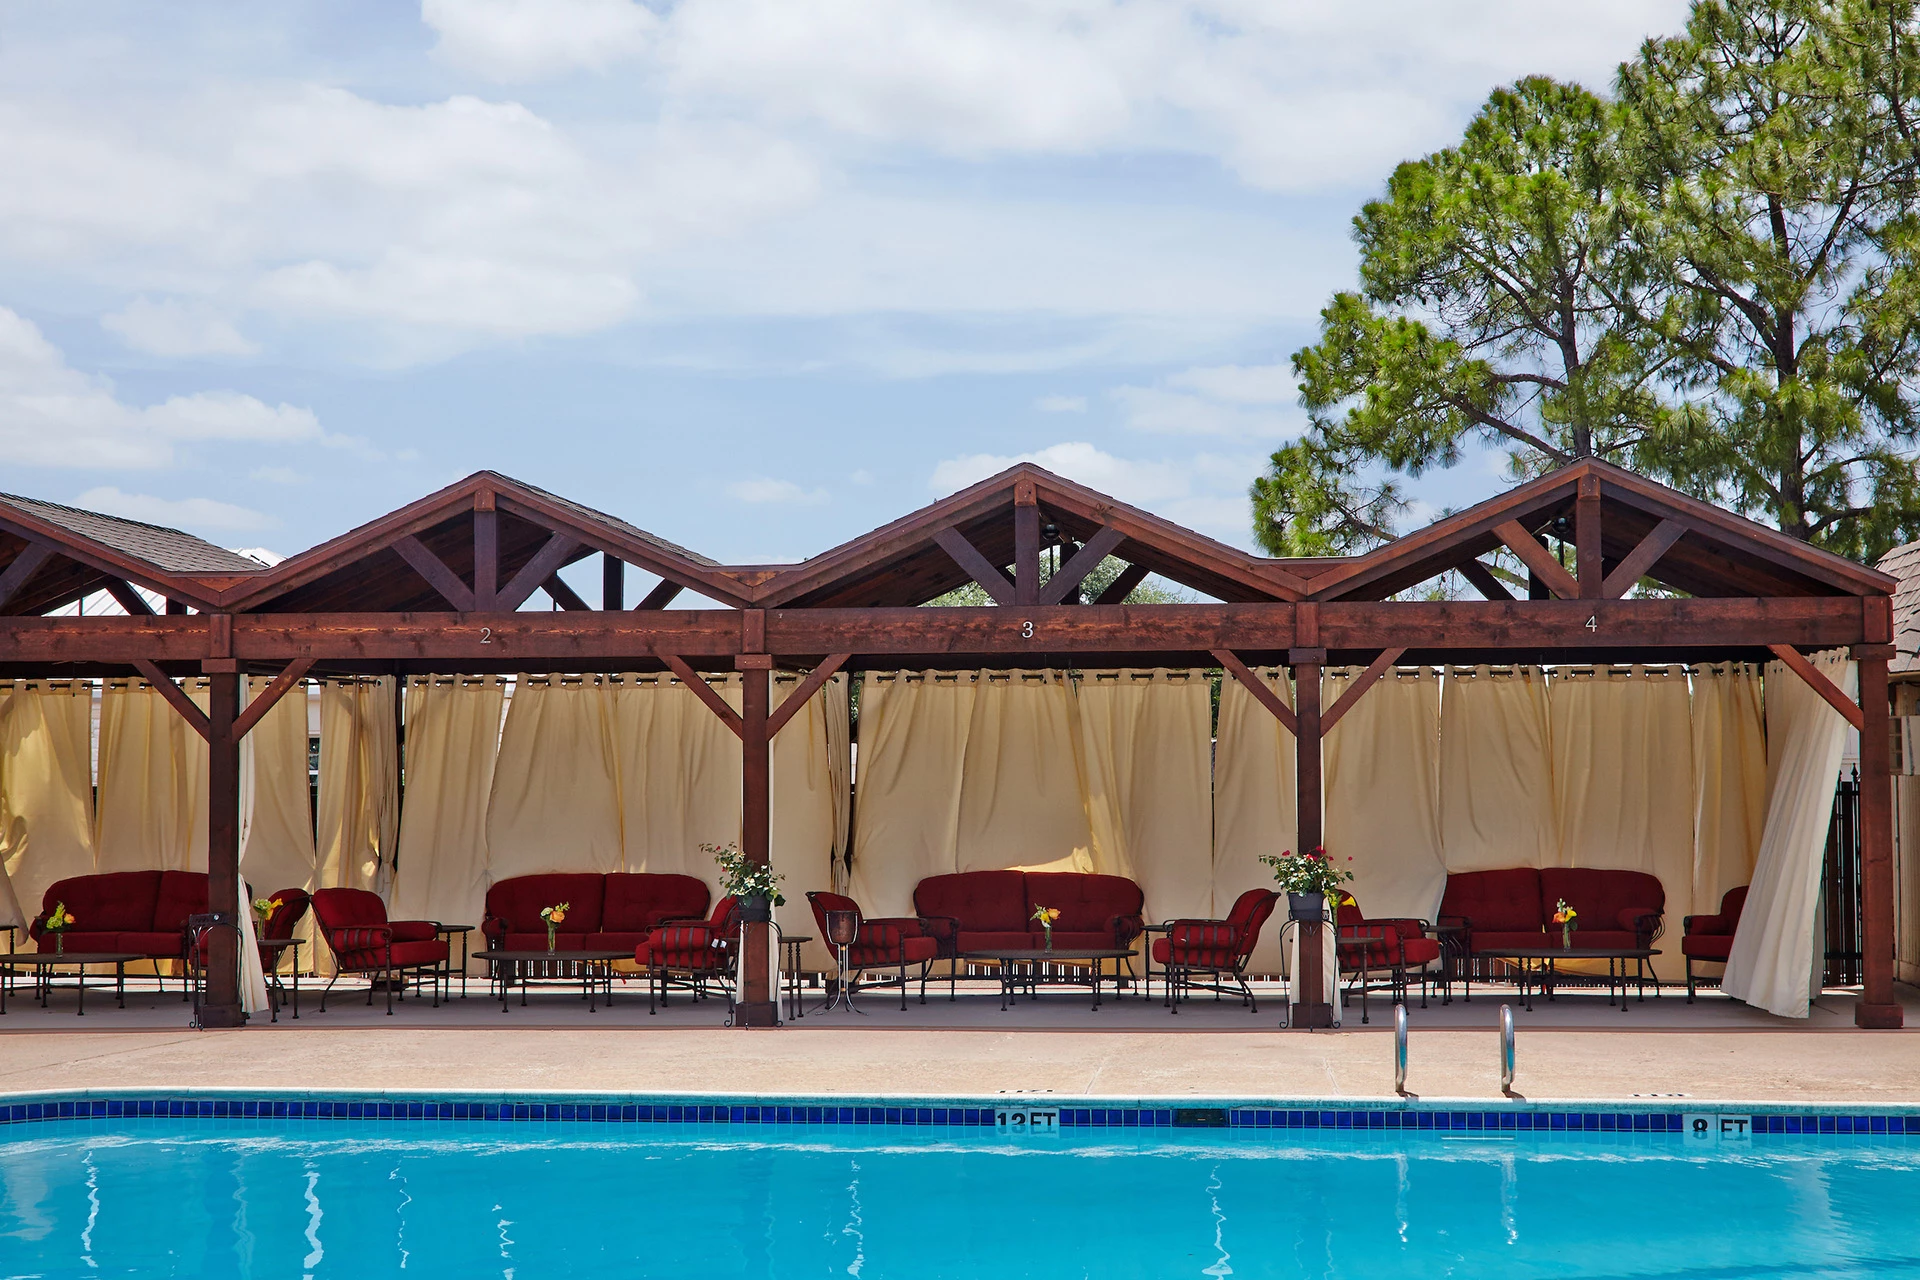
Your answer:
1824;771;1863;987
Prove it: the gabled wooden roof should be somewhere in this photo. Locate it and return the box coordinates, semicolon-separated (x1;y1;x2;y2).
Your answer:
222;471;755;612
752;463;1305;607
1305;457;1894;602
0;492;264;614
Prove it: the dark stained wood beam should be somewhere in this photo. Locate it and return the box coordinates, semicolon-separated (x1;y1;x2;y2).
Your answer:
1092;562;1150;605
497;533;581;612
1321;647;1409;734
233;659;314;740
1014;482;1040;606
473;506;498;611
662;654;744;738
1456;558;1514;601
602;555;624;610
132;658;211;740
393;535;477;611
932;527;1015;606
543;574;592;611
767;653;852;738
1213;648;1296;735
0;543;56;613
1575;474;1603;598
105;579;155;615
1495;520;1580;600
636;579;683;610
165;598;190;615
1039;525;1126;606
1601;518;1688;599
1768;644;1864;730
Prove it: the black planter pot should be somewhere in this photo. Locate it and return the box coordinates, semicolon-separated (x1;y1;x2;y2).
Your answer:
739;893;773;924
1287;891;1327;922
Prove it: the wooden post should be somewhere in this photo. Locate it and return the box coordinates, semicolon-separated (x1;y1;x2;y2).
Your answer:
473;501;498;611
736;654;778;1027
1855;643;1903;1027
1576;475;1602;597
1013;482;1040;606
1291;649;1333;1029
602;555;623;611
202;666;245;1027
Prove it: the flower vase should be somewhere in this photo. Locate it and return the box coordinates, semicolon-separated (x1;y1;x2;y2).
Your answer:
1288;892;1326;922
1562;924;1573;950
739;894;772;924
546;925;557;954
54;932;62;956
1042;926;1052;954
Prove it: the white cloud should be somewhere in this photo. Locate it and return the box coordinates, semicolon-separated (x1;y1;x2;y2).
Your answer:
76;487;273;532
1167;362;1294;404
849;469;875;485
102;298;256;357
1036;394;1087;413
726;477;830;505
1114;385;1303;439
0;307;321;467
930;440;1261;544
423;0;658;81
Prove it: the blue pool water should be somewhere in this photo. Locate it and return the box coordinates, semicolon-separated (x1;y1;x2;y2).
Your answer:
3;1118;1919;1278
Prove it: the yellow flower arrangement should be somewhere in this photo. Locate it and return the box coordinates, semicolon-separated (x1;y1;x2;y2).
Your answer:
1552;899;1578;948
540;902;571;953
252;896;284;922
1031;904;1061;951
44;901;76;955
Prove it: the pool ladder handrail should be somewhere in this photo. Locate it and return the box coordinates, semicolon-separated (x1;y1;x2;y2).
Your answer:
1394;1003;1408;1095
1500;1004;1516;1094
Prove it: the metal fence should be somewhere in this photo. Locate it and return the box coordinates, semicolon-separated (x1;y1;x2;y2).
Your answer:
1824;771;1863;987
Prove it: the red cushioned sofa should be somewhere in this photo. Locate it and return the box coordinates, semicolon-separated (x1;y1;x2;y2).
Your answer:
1437;867;1664;992
912;870;1147;998
1682;885;1748;1001
29;871;209;990
482;872;710;953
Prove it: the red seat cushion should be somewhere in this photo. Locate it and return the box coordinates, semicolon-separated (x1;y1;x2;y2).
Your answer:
499;932;589;952
1469;930;1550;953
914;871;1030;933
851;934;938;967
38;871;162;936
311;887;388;931
1023;872;1144;940
388;920;439;944
1566;930;1644;950
955;930;1035;953
1439;869;1542;933
484;874;607;936
1538;868;1663;938
1043;930;1127;951
587;931;653;953
1399;938;1442;966
152;871;211;935
1683;934;1735;960
602;873;708;932
259;889;311;942
114;931;188;957
636;927;728;969
37;932;122;953
339;939;445;970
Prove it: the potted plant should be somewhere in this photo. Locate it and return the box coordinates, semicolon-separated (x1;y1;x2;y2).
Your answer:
707;842;784;923
1258;847;1355;922
43;901;75;955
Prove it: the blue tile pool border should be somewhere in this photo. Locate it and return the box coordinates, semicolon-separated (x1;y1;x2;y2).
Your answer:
1;1090;1917;1138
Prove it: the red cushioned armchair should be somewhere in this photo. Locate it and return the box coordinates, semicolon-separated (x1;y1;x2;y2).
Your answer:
635;895;739;1014
807;891;940;1011
1683;886;1748;1002
1153;889;1278;1014
309;888;447;1014
1336;895;1443;1022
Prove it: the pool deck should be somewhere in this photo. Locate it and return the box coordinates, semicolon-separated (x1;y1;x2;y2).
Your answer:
2;979;1918;1107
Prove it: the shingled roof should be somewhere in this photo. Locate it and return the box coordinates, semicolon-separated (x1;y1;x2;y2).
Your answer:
1878;540;1920;675
0;492;264;576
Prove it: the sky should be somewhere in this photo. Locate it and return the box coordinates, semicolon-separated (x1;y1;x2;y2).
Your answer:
0;0;1693;573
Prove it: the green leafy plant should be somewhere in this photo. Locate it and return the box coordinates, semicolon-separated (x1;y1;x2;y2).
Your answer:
707;842;785;905
1258;847;1355;898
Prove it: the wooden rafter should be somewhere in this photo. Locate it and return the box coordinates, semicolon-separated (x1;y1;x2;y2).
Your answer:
1213;649;1296;735
497;533;581;612
662;655;744;738
105;579;155;615
131;659;211;740
1494;520;1580;600
1575;474;1603;598
932;527;1015;605
473;504;499;610
543;575;592;611
0;543;56;612
233;659;315;740
602;555;624;610
1456;558;1514;601
1768;644;1864;730
636;579;683;610
393;535;477;611
767;653;852;738
1092;563;1149;605
1013;486;1040;606
1601;518;1687;599
1039;526;1126;606
1321;647;1408;734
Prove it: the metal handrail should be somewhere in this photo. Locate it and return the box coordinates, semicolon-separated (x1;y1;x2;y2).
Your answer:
1500;1004;1515;1094
1394;1003;1408;1095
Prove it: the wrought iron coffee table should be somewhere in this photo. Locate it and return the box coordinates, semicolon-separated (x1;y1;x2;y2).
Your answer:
1482;947;1661;1012
0;952;142;1015
476;949;626;1014
961;948;1137;1011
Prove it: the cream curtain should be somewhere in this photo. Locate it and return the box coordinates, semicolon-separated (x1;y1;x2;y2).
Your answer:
1326;667;1447;923
1722;652;1857;1018
1075;669;1213;922
0;681;95;918
95;679;208;874
390;676;506;948
317;679;397;896
1692;663;1768;910
1212;667;1296;976
956;671;1093;875
486;675;623;879
239;676;315;901
772;672;849;971
848;672;977;915
608;672;742;877
1549;666;1696;980
1438;667;1556;872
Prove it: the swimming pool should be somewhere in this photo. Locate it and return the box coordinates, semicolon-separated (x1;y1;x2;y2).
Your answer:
3;1100;1917;1278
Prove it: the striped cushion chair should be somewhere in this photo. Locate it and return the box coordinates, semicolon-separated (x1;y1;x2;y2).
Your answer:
1153;888;1278;1014
634;895;738;1014
309;888;447;1015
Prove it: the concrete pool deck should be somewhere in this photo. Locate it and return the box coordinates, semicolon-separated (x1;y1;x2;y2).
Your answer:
2;980;1917;1106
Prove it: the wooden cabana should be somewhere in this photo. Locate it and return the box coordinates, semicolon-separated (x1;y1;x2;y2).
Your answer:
0;457;1899;1028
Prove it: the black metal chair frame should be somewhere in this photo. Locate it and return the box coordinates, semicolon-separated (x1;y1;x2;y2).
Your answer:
1337;922;1436;1025
315;925;443;1015
1159;919;1262;1014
